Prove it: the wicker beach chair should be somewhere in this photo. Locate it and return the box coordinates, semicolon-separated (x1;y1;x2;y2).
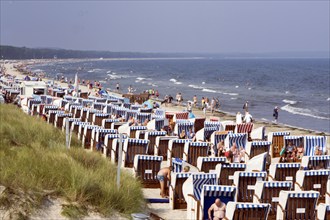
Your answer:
92;102;106;111
167;139;192;163
182;173;217;220
129;126;148;138
304;136;327;156
144;131;167;155
194;117;206;133
133;155;163;188
86;109;102;123
82;125;99;149
301;155;330;170
200;185;237;220
225;202;271;220
169;172;192;209
102;118;120;129
245;141;271;161
54;113;72;128
124;109;138;121
268;162;301;183
224;133;247;151
215;163;246;186
197;157;227;173
71;121;90;136
233;171;267;203
121;138;149;168
267;131;290;158
42;105;59;115
109;136;127;163
253;181;292;219
173;112;189;122
295;170;330;204
91;128;117;151
235;123;254;141
47;110;64;124
92;113;109;126
103;134;121;158
174;121;194;137
183;142;209;167
147;118;166;131
276;191;319;220
317;203;330;220
154;136;177;160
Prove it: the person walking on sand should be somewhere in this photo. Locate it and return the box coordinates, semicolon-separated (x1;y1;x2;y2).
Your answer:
116;83;120;92
236;112;243;124
244;111;253;123
273;106;279;124
211;98;216;114
157;166;172;198
243;101;249;112
193;95;198;107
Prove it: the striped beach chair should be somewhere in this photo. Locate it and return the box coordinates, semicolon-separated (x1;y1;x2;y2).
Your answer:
69;105;80;117
268;162;301;183
113;106;127;118
284;135;304;160
153;109;165;119
102;104;112;114
197;157;227;173
144;131;167;155
31;103;40;116
92;102;106;111
183;142;210;166
254;181;292;219
92;113;110;126
122;102;131;109
129;126;148;138
86;109;102;123
182;173;217;220
73;106;84;119
200;185;237;220
103;134;122;158
91;128;117;151
171;158;185;173
102;118;120;129
71;121;90;136
304;136;327;156
226;202;271;220
317;203;330;220
136;112;151;123
139;107;153;113
54;113;72;128
47;110;64;124
82;125;99;148
235;123;254;141
124;109;138;121
167;139;192;163
122;139;149;168
154;136;177;160
111;121;127;130
224;133;247;150
173;112;189;122
147;118;166;131
175;121;194;137
276;191;319;220
194;117;206;133
210;131;230;156
79;108;90;122
40;95;53;105
215;163;246;185
135;130;148;139
233;171;267;202
301;155;330;170
203;121;223;141
222;121;236;133
268;131;290;158
245;141;271;160
295;170;330;203
169;172;192;209
133;155;163;188
109;136;127;163
131;104;143;110
42;105;59;115
28;99;42;111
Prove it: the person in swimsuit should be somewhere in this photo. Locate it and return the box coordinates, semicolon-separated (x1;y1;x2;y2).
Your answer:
157;167;172;198
208;198;226;220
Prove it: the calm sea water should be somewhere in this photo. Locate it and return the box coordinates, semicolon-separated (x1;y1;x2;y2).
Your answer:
29;58;330;133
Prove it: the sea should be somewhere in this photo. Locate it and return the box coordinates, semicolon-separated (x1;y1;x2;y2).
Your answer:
28;57;330;133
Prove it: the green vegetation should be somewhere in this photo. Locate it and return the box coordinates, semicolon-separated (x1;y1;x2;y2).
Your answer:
0;104;145;218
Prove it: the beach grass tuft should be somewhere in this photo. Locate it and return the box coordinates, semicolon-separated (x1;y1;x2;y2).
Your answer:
0;104;145;218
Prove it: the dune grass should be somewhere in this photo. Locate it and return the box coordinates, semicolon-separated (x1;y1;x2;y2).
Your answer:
0;104;145;218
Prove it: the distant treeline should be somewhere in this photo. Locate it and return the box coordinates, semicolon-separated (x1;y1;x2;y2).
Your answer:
0;45;190;60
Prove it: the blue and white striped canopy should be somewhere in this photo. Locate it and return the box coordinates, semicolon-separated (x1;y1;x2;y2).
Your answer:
238;172;266;177
222;163;246;168
273;132;290;136
172;158;185;172
236;203;270;209
228;133;247;149
147;131;167;136
130;126;147;131
304;136;326;156
127;138;149;145
189;142;209;147
304;170;330;176
251;141;271;146
288;192;319;198
264;181;292;188
94;113;110;117
172;139;192;144
135;155;163;161
57;113;73;117
95;128;117;134
275;163;301;168
203;185;236;197
103;119;120;123
192;173;217;200
175;172;191;178
308;155;330;161
200;157;226;162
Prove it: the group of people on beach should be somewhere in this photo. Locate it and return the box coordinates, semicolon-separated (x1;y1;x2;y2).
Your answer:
216;141;246;163
280;141;324;163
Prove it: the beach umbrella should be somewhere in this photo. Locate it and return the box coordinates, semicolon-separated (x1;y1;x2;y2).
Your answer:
74;73;79;97
143;100;153;108
188;112;195;118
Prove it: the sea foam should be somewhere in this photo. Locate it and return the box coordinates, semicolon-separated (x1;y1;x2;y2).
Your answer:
282;99;298;105
281;105;329;120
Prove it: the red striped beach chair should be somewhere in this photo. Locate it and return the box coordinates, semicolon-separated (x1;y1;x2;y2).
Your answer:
235;123;254;141
173;112;189;122
133;155;163;188
183;142;209;167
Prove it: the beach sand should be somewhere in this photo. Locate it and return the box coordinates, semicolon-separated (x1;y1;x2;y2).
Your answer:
2;60;329;219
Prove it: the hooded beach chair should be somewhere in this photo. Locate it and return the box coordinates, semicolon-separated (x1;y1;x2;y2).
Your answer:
112;106;127;118
111;121;127;130
133;155;163;188
42;105;59;114
174;122;194;137
69;105;80;117
284;135;304;160
301;155;330;170
215;163;246;185
317;203;330;220
173;112;189;122
250;126;266;141
197;157;227;173
71;121;89;136
194;117;206;133
31;103;40;116
224;133;247;151
124;109;138;121
203;121;223;141
109;135;127;162
102;118;120;129
47;110;64;124
233;171;267;202
54;113;72;128
122;138;149;168
131;104;143;111
28;99;42;111
182;173;217;220
245;141;271;161
136;112;151;123
268;162;301;182
73;106;84;119
276;191;319;220
295;170;330;204
183;142;210;167
154;136;177;160
267;131;290;158
147;118;166;131
135;130;148;139
86;109;102;123
82;125;99;149
129;126;148;138
103;134;122;158
40;95;53;105
235;123;254;141
91;128;117;151
167;139;192;163
169;172;192;209
200;185;237;220
79;107;90;122
304;136;327;156
92;102;106;111
144;131;167;155
225;202;271;220
92;113;110;126
210;131;230;156
253;181;292;219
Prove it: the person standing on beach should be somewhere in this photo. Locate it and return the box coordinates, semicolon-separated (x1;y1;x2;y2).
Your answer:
116;83;120;92
193;95;198;107
273;106;279;123
211;98;216;114
236;112;243;124
243;101;249;112
244;112;253;123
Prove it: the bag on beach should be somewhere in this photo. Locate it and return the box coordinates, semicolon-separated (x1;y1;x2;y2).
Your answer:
279;147;286;156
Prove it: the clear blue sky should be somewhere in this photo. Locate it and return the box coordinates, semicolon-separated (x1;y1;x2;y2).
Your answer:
1;1;329;53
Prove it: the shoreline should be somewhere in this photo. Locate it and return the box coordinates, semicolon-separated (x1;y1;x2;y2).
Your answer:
2;59;329;145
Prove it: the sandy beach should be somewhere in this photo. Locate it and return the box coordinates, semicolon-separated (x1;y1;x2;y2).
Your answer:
2;60;329;219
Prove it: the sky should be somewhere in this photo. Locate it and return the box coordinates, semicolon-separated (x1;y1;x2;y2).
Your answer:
0;1;329;54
